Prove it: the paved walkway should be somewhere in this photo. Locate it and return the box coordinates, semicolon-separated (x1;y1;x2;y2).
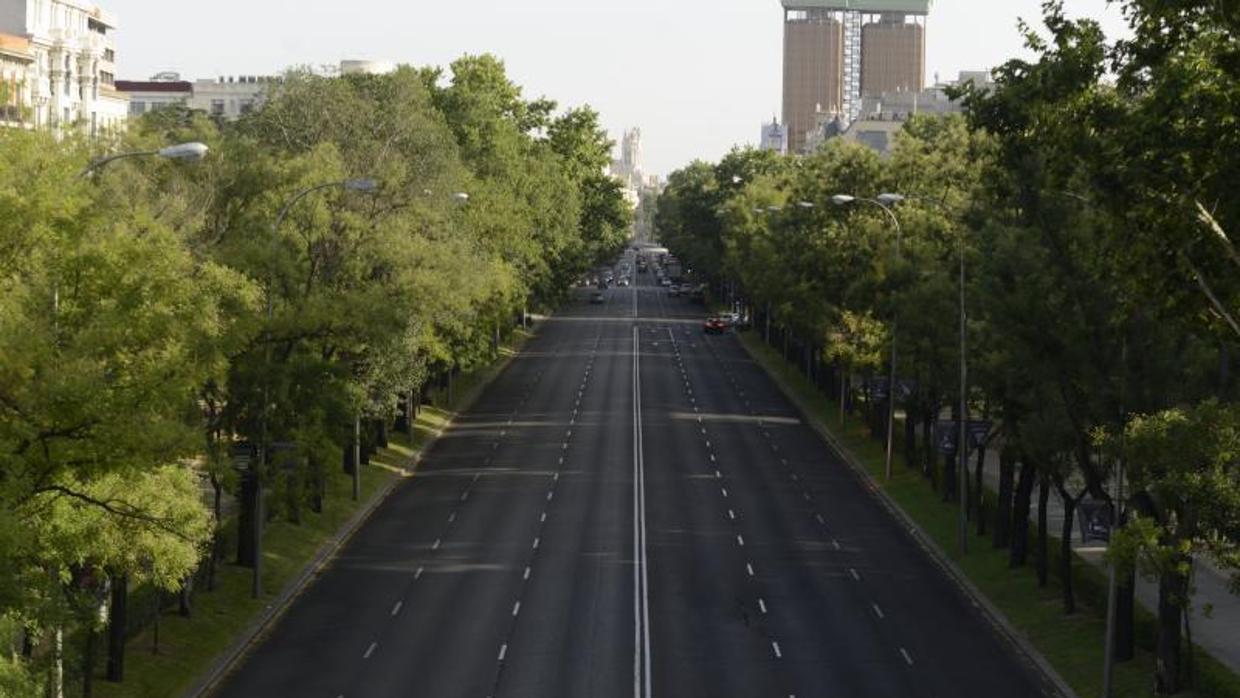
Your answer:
916;424;1240;675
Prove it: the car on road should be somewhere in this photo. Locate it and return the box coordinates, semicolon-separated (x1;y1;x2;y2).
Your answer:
668;285;681;297
660;277;672;287
590;291;605;304
617;277;631;287
703;317;729;334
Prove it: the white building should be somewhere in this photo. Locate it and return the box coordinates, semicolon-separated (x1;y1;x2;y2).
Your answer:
116;71;190;117
0;0;128;134
189;75;273;119
760;120;788;154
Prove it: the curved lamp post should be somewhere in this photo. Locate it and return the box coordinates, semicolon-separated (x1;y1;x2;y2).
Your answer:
80;141;209;177
831;193;904;484
252;178;379;600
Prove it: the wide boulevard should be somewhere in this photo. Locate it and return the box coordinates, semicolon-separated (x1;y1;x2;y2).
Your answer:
215;247;1056;698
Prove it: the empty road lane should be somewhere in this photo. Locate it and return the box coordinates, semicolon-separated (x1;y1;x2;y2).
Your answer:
214;254;1054;698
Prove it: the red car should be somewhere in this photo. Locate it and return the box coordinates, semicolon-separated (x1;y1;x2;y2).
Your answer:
703;317;729;334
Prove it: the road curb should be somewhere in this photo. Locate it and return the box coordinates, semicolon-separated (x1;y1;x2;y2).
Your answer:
184;323;539;698
736;334;1080;698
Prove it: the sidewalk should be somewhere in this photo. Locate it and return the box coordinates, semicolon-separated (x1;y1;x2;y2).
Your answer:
916;420;1240;676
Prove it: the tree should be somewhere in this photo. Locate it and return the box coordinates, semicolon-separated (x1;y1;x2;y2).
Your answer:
1110;401;1240;693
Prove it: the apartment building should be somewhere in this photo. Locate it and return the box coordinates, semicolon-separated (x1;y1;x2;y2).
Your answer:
0;0;128;134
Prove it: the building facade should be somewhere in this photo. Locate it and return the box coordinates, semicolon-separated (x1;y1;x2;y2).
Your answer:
0;31;32;126
0;0;128;134
115;71;190;117
781;10;842;154
780;0;930;153
860;13;925;97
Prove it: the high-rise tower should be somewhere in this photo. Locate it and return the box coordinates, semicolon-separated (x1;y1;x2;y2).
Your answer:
780;0;930;153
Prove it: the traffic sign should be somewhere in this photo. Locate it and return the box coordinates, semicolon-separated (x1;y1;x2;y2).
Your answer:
1078;499;1113;544
935;420;994;456
935;421;959;456
869;376;890;401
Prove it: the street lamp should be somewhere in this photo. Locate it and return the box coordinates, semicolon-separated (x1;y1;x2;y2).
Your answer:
80;141;209;177
831;193;904;483
882;192;970;555
252;178;379;600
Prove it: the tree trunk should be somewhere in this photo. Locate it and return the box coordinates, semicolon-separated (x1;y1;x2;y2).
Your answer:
904;402;918;471
207;477;222;591
53;626;64;698
1058;488;1077;614
236;471;258;567
376;419;388;449
1155;558;1189;694
944;403;959;503
974;442;987;536
839;368;848;426
83;624;95;698
1036;477;1050;588
343;432;357;475
994;444;1015;549
178;575;192;618
1117;567;1137;662
106;575;127;682
922;411;937;485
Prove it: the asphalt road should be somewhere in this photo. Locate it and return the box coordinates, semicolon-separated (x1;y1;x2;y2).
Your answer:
214;249;1055;698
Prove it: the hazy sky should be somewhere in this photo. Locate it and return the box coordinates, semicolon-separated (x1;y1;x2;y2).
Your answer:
108;1;1131;176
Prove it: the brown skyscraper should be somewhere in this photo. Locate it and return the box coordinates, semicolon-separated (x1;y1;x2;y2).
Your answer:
861;15;926;96
781;1;930;153
782;14;844;156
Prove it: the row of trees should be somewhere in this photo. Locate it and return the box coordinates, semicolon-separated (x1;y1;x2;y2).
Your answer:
0;56;630;694
656;2;1238;693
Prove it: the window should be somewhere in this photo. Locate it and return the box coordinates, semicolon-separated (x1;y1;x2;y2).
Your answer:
239;100;255;115
210;99;225;116
130;101;146;115
103;49;115;62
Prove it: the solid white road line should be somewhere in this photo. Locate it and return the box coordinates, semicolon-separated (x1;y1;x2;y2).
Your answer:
632;325;652;698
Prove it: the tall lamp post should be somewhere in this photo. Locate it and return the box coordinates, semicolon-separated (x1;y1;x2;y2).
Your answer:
831;193;905;483
253;178;378;600
880;193;970;555
80;142;210;178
